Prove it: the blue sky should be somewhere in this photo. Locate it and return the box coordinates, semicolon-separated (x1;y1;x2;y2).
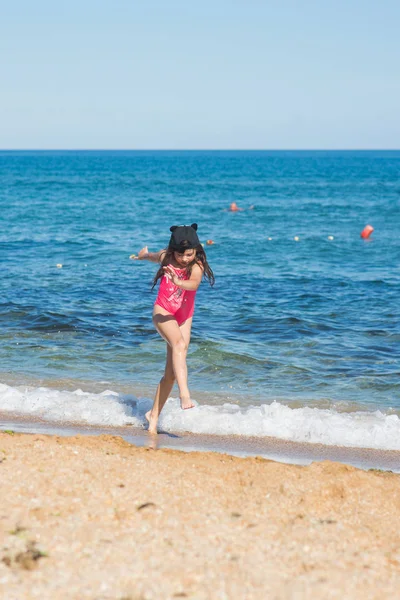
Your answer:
1;0;399;149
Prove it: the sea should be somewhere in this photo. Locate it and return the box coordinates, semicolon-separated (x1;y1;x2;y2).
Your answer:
1;150;400;463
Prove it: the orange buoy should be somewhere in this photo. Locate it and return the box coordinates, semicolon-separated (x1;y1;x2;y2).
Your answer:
206;240;214;245
360;225;374;239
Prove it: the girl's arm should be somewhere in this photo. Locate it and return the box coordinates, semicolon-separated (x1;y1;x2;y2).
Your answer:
163;263;203;291
134;247;166;263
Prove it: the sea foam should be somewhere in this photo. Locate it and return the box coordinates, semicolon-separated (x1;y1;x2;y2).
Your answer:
1;382;400;451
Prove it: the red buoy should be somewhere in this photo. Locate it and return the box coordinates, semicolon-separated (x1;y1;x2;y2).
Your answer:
361;225;374;239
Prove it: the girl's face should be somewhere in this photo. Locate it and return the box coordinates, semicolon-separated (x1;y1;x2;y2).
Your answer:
174;248;196;267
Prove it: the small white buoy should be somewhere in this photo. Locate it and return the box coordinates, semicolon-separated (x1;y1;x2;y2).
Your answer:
268;237;273;241
56;264;63;268
294;236;300;242
328;235;334;241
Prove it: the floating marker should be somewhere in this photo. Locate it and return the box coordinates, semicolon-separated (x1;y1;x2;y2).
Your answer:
361;225;374;239
56;264;63;268
328;235;334;241
294;236;300;242
268;237;273;241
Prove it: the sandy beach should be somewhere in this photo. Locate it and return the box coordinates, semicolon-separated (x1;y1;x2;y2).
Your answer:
0;431;400;600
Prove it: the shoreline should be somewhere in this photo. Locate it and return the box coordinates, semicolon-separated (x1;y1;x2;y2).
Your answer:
1;412;400;473
1;430;400;599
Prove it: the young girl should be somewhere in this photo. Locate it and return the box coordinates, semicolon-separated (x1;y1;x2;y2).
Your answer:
135;223;214;434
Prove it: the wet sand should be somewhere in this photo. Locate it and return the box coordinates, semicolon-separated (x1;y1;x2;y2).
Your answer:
1;431;400;599
2;412;400;473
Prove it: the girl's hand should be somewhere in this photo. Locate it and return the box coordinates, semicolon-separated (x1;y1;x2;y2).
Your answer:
134;246;149;260
163;265;180;285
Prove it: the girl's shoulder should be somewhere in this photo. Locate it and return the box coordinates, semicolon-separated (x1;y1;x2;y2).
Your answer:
193;261;204;272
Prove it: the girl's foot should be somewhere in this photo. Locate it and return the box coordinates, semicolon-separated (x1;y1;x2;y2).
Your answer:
145;410;158;434
180;396;195;410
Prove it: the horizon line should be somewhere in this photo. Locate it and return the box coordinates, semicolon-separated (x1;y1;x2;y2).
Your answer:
1;148;400;152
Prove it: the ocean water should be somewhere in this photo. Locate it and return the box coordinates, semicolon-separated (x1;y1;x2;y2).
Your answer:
1;150;400;451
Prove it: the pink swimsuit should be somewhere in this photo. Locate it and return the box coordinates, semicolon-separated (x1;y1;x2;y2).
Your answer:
155;265;196;325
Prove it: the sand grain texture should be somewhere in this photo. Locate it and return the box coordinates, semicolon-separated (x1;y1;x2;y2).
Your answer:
0;432;400;599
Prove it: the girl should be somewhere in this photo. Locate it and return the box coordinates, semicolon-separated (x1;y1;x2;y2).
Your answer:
135;223;214;434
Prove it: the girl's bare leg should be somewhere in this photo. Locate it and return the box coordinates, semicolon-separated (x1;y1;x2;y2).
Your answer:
150;308;194;416
175;316;193;406
145;345;175;434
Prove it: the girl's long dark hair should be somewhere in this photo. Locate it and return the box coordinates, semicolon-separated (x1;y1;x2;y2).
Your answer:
152;241;215;289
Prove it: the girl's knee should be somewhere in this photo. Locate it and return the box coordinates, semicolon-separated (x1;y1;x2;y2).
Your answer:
173;338;187;354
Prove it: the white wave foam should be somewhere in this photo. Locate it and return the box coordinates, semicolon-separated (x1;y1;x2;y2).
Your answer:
1;382;400;451
0;383;146;428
